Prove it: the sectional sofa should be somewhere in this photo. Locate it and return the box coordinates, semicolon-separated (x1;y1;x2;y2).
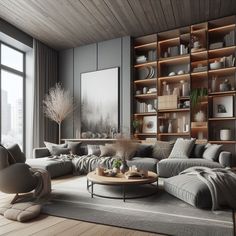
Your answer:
26;140;233;179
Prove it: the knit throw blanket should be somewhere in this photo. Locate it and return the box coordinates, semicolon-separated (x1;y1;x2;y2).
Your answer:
180;167;236;210
71;155;117;175
31;168;51;199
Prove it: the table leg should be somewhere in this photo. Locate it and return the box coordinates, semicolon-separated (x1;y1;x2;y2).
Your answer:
123;185;125;202
91;182;94;198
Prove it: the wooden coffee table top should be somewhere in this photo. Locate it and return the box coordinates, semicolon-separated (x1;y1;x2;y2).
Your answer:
87;171;158;185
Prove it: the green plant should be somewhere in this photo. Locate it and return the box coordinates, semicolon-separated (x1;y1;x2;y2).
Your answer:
132;119;140;129
190;88;208;109
112;159;122;168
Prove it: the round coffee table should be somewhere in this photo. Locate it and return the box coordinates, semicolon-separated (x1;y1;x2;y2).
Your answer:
87;171;158;202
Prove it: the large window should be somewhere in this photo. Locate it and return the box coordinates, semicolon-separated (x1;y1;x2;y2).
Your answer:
0;43;24;149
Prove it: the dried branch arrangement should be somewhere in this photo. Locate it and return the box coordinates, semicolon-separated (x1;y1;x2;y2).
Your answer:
43;83;74;143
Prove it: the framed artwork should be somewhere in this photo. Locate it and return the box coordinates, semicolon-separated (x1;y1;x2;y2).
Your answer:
142;116;157;133
213;96;233;118
80;67;119;138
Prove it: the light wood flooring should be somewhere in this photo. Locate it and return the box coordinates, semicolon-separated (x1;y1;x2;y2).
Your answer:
0;175;235;236
0;175;161;236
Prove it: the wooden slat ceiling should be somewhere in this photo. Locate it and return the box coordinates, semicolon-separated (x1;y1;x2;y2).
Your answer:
0;0;235;50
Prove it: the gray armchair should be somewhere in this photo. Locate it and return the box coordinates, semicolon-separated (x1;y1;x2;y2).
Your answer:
0;145;39;203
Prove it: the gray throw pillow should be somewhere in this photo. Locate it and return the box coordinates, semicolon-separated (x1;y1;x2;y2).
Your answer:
169;138;195;159
190;144;206;158
44;141;67;155
7;144;26;163
202;144;222;162
152;141;175;160
66;141;82;155
51;146;70;156
87;145;101;156
135;144;153;157
99;144;116;157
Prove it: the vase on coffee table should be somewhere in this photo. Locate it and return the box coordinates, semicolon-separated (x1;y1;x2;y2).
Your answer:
120;160;129;174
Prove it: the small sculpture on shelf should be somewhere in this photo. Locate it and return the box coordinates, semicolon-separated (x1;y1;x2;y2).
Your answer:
219;79;231;92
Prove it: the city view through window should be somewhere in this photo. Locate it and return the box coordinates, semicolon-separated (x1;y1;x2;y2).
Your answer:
0;44;24;149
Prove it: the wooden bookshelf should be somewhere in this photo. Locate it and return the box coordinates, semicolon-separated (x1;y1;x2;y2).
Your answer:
132;15;236;152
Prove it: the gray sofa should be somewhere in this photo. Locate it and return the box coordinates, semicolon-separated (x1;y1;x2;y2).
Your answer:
27;142;233;179
157;151;232;178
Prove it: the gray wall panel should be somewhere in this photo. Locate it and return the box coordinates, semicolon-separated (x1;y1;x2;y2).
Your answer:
121;36;131;134
59;37;131;139
59;49;74;139
73;44;97;138
97;38;121;69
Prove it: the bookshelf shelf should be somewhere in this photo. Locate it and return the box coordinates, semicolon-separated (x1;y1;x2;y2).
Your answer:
132;15;236;151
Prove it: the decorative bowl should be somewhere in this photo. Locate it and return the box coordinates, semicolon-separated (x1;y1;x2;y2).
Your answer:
168;72;176;76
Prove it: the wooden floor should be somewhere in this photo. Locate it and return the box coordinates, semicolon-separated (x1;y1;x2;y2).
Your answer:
0;175;235;236
0;176;161;236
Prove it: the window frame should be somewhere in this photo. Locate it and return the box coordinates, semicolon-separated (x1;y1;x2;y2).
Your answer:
0;42;26;151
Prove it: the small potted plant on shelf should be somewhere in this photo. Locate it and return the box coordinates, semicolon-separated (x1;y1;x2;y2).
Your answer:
132;119;142;134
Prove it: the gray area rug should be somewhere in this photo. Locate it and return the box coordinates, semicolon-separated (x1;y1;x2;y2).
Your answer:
42;177;234;236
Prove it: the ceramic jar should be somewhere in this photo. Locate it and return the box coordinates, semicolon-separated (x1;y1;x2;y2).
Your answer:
220;129;231;141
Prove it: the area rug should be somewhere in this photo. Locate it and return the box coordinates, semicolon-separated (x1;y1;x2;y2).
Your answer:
42;176;234;236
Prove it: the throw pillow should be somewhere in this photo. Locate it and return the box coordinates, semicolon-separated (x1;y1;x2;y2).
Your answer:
99;144;116;157
66;141;82;155
190;144;205;158
0;146;10;169
51;146;70;156
0;144;15;164
87;145;101;156
115;143;138;160
169;138;196;159
135;144;153;157
152;141;175;160
202;144;222;161
44;141;67;155
7;144;25;163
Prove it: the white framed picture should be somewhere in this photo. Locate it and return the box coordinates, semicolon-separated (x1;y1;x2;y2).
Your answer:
142;116;157;133
213;96;233;118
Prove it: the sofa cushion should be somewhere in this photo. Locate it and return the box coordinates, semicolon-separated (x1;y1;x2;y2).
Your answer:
87;145;101;156
190;144;205;158
66;141;82;155
152;141;174;160
51;146;70;156
135;144;153;157
164;174;212;209
203;144;222;162
44;141;67;155
169;138;195;159
157;158;222;177
127;157;158;172
26;157;73;178
99;144;116;157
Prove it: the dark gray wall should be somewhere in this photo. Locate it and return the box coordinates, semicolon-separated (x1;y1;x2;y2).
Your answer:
59;36;131;139
0;18;33;48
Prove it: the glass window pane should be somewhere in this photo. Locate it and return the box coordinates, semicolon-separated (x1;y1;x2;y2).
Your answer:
1;70;23;149
1;44;23;72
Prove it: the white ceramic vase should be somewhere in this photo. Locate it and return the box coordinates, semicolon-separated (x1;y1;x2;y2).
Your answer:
220;129;231;141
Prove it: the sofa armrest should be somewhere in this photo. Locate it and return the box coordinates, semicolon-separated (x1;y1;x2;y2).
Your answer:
33;147;50;158
219;151;232;167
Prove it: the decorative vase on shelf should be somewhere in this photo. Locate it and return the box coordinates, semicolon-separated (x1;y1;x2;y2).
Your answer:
159;125;165;133
168;120;172;133
120;160;129;174
194;110;206;122
220;129;231;141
